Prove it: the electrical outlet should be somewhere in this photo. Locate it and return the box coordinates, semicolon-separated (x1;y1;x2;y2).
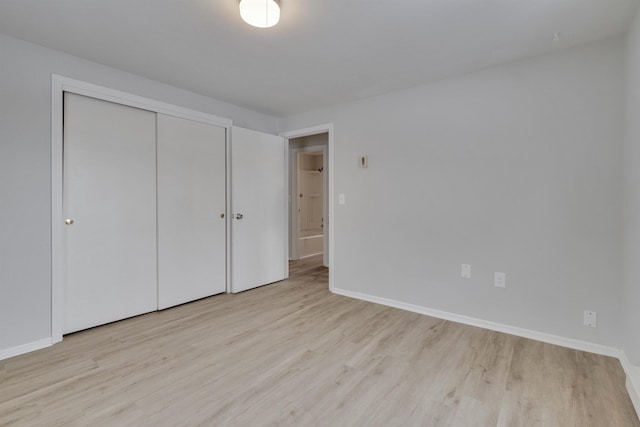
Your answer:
461;264;471;279
584;310;597;328
494;272;506;288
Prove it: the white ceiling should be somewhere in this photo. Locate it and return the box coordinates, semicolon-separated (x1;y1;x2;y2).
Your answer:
0;0;637;116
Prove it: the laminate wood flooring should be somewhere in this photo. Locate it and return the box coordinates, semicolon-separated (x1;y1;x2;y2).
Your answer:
1;259;638;426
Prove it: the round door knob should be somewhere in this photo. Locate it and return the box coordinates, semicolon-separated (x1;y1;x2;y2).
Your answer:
220;213;225;219
235;213;243;220
64;218;74;225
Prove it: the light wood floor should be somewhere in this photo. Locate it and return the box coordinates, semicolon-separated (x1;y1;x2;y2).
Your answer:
1;256;638;426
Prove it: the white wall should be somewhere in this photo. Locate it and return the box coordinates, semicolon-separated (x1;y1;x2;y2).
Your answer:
0;33;279;353
281;37;626;348
624;9;640;366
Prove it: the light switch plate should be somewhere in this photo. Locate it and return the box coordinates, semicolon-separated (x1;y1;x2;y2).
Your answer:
338;193;346;205
494;272;506;288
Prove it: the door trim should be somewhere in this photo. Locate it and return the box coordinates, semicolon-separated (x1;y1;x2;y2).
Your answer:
280;124;334;290
51;74;232;344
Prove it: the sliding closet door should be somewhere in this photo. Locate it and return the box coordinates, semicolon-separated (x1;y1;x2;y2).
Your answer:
63;93;157;334
157;114;227;309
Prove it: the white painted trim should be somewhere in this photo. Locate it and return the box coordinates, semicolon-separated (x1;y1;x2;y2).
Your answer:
628;372;640;418
280;124;334;288
51;76;64;344
51;74;233;343
225;127;233;292
52;75;232;128
299;252;324;259
332;287;623;358
0;338;53;361
283;134;290;280
288;146;298;260
620;353;640;418
322;145;328;268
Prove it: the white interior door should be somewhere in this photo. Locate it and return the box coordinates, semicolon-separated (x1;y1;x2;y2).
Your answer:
63;93;157;334
231;126;287;293
157;114;227;309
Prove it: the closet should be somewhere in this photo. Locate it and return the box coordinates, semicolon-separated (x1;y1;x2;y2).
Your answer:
63;93;226;334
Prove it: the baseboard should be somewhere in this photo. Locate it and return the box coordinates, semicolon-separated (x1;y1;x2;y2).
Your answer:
628;370;640;418
0;337;53;361
620;354;640;418
299;252;323;259
331;287;621;357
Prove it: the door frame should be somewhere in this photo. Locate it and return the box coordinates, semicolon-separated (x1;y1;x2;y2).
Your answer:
280;124;334;290
290;144;328;262
51;75;232;344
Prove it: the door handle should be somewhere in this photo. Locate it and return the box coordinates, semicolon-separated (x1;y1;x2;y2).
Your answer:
235;213;244;220
64;218;74;225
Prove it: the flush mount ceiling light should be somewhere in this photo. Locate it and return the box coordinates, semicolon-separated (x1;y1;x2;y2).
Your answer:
239;0;280;28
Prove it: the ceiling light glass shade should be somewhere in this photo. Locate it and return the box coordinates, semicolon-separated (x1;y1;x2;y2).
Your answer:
239;0;280;28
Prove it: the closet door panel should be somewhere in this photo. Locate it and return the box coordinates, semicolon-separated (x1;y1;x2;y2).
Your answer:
231;126;287;293
63;93;158;334
157;114;226;309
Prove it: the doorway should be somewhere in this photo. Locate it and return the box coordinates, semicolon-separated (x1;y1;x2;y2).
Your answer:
285;130;330;269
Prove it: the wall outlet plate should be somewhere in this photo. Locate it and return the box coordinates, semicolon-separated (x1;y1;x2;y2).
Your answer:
461;264;471;279
584;310;597;328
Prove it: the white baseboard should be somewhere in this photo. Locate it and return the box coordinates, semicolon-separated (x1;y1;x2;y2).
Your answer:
0;337;53;361
620;354;640;418
299;252;323;259
628;372;640;419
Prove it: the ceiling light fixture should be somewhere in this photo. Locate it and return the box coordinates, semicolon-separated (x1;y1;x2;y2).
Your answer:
239;0;280;28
